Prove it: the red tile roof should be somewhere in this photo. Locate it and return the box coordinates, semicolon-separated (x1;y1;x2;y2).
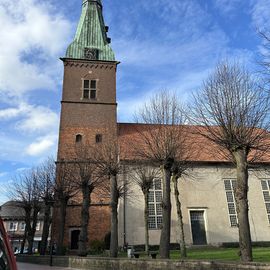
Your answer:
117;123;270;164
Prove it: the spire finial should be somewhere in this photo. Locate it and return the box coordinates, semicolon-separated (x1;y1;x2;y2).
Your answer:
82;0;102;6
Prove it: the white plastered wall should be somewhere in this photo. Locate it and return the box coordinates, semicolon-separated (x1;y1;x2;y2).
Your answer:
118;164;270;246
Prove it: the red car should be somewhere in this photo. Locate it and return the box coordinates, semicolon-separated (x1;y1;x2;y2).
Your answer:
0;218;17;270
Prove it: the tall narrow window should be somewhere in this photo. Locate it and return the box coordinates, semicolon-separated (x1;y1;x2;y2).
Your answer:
148;178;163;230
8;222;18;232
75;134;82;143
224;179;238;227
83;79;97;99
20;222;26;231
261;180;270;224
95;134;102;143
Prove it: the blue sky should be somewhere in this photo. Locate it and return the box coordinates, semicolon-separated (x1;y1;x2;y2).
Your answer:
0;0;269;203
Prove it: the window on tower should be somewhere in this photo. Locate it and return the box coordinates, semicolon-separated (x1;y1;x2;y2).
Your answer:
76;134;82;143
83;79;97;100
96;134;102;143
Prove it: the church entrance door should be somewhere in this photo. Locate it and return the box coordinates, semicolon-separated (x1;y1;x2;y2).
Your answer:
190;211;207;245
70;229;80;250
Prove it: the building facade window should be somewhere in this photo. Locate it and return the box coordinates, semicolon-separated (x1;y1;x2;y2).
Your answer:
83;79;97;100
261;179;270;224
148;178;163;230
224;179;238;227
8;222;18;232
95;134;102;143
20;222;26;231
75;134;82;143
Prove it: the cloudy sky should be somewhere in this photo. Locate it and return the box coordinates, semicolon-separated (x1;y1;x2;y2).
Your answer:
0;0;269;203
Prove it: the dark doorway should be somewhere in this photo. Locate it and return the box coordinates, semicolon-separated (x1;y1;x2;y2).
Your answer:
190;211;207;245
70;230;80;250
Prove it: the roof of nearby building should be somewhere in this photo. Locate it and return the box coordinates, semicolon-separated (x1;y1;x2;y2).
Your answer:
0;201;25;219
117;123;270;164
0;201;45;220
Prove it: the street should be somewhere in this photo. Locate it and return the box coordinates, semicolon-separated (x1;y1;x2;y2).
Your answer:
17;262;79;270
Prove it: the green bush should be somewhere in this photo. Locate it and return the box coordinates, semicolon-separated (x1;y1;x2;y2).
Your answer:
88;240;105;255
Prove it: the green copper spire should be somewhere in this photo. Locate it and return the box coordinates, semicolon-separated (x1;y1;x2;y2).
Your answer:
66;0;115;61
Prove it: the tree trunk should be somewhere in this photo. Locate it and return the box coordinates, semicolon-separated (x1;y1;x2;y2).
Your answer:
20;228;27;254
40;202;52;255
110;174;118;258
78;182;91;257
173;175;187;258
143;191;149;255
27;232;34;255
24;207;32;255
233;149;253;262
159;165;172;259
27;206;39;255
56;197;68;255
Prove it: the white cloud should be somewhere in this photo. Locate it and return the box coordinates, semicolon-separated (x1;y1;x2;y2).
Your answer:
117;68;212;122
250;0;270;30
16;105;59;133
0;0;70;163
0;107;23;120
16;167;29;172
0;0;72;96
0;172;8;178
25;134;57;156
0;102;59;133
0;132;25;160
0;102;59;160
214;0;242;15
116;28;228;68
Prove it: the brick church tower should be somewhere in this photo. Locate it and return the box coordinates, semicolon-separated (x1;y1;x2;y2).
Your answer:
55;0;118;250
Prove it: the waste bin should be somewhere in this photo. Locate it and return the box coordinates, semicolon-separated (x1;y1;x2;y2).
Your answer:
127;245;134;258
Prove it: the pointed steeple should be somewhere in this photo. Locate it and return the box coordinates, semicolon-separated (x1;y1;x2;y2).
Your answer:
66;0;115;61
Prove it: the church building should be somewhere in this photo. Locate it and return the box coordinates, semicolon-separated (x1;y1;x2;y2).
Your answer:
55;0;270;251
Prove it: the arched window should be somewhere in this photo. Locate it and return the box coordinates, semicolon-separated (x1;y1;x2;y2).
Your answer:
75;134;82;143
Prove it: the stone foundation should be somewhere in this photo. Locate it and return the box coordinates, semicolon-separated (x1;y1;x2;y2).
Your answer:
16;255;270;270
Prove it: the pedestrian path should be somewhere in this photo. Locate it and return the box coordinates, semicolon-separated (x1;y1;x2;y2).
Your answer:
17;262;79;270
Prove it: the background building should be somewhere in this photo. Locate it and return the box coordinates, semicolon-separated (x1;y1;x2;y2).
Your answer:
0;201;46;252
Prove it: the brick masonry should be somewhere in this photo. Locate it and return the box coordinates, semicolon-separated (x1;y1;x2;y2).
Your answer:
53;58;119;249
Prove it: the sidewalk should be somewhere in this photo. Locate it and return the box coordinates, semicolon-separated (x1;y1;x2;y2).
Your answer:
17;262;79;270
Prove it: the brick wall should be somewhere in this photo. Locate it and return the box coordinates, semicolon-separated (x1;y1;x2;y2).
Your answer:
53;58;118;250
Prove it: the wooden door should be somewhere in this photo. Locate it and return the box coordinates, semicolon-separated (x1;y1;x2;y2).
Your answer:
190;211;207;245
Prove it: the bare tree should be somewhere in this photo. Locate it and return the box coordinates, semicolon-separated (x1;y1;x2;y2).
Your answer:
171;160;192;258
94;136;127;258
54;160;78;255
130;165;159;255
11;168;42;255
258;30;270;80
73;141;103;257
38;158;56;255
133;91;188;259
192;62;270;262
